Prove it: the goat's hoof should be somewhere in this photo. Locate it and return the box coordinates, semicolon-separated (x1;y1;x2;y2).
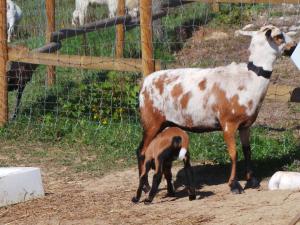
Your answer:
142;184;151;193
189;194;196;201
244;177;260;189
230;180;244;194
166;191;175;197
144;198;152;205
131;196;139;203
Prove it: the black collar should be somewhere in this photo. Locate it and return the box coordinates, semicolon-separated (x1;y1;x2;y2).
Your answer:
247;62;272;79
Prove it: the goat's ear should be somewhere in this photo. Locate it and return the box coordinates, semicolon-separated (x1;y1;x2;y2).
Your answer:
234;30;255;37
265;29;272;39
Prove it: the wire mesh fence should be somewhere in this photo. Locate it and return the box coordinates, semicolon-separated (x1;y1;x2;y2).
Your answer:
1;0;300;172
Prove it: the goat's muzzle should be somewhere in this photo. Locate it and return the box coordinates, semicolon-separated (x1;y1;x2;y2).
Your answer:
283;42;297;57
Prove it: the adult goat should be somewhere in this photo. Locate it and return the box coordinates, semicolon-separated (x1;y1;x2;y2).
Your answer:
137;25;297;194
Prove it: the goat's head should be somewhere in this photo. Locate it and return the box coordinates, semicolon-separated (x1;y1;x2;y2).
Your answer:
236;25;297;70
261;25;296;56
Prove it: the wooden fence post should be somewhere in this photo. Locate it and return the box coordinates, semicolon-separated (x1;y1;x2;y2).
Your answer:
212;1;220;12
140;0;155;76
0;0;8;126
116;0;125;58
46;0;55;86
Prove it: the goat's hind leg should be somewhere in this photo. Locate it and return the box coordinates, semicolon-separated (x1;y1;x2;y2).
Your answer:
239;128;260;189
183;153;196;200
163;161;175;197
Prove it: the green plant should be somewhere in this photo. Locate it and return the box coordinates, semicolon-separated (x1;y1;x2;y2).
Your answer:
59;71;140;124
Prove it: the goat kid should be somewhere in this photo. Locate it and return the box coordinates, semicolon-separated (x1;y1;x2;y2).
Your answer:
7;0;22;43
137;25;297;194
268;171;300;190
132;127;196;204
72;0;139;26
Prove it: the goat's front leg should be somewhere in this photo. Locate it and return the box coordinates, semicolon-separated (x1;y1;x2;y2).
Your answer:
132;161;152;203
144;163;163;204
239;128;260;189
223;123;244;194
137;126;162;193
183;153;196;200
163;161;175;197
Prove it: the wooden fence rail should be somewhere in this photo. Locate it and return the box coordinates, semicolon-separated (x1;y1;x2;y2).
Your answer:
8;47;161;72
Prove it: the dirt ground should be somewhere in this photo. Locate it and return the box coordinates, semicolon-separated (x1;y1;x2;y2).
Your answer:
0;166;299;225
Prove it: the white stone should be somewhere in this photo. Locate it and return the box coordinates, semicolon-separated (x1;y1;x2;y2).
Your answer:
291;42;300;70
268;171;300;190
0;167;44;207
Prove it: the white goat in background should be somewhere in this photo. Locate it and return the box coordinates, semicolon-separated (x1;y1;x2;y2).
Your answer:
72;0;139;26
7;0;22;43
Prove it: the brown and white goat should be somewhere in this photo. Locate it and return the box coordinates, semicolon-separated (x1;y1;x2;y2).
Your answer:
132;127;196;204
137;25;297;194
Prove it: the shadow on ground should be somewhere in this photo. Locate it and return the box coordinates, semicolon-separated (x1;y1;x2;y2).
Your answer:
172;143;300;199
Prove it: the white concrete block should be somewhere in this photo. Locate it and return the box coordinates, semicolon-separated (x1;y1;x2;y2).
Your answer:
0;167;44;207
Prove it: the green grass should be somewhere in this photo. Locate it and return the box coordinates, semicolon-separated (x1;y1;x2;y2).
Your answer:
0;118;299;176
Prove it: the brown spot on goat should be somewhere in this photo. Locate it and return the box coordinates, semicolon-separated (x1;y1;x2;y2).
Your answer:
198;79;207;90
140;90;165;131
180;92;192;109
154;75;167;95
171;84;183;100
165;75;180;85
211;83;248;126
184;115;194;127
248;100;253;110
238;86;245;91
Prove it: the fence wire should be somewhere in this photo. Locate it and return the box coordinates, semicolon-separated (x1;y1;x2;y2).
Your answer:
2;0;300;170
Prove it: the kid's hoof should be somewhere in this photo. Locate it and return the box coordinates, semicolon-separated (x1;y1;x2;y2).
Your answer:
230;180;244;194
144;198;152;205
131;196;139;203
244;177;260;189
189;194;196;201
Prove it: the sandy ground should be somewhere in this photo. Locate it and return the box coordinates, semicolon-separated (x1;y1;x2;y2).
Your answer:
0;166;299;225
